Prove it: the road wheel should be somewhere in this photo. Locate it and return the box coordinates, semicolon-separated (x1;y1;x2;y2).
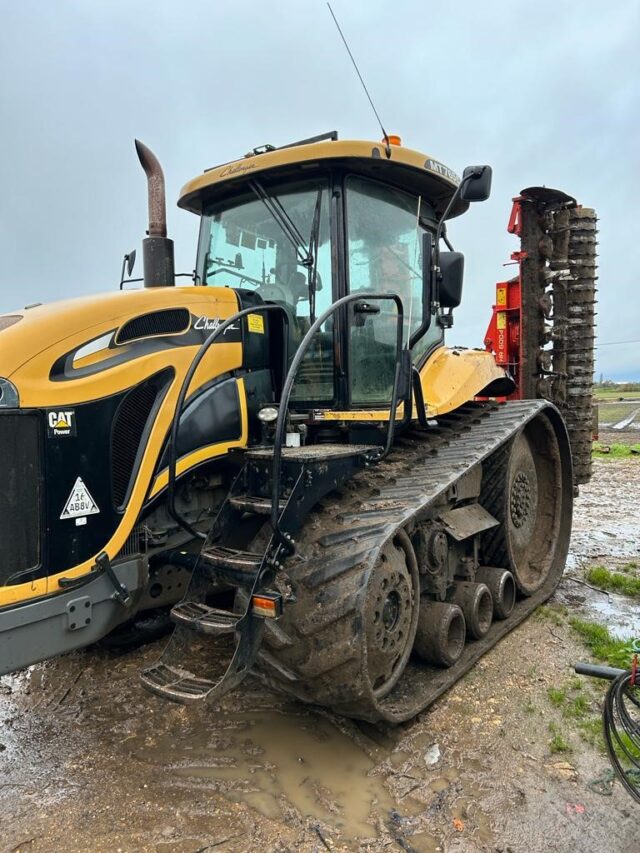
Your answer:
364;531;420;698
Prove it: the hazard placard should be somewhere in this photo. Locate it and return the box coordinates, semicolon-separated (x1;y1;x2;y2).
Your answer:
60;477;100;520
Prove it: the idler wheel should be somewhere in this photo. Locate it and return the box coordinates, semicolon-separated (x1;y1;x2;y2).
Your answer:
447;581;493;640
414;600;466;668
481;416;564;596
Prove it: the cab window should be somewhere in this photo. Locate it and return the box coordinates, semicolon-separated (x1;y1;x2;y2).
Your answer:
198;179;334;401
346;176;440;404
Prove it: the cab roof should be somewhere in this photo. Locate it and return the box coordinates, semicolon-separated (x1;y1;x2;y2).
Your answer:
178;135;469;220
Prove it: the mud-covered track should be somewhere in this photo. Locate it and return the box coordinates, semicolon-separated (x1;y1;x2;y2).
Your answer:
257;400;573;722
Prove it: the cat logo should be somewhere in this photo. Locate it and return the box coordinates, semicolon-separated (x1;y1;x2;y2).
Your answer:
47;409;76;437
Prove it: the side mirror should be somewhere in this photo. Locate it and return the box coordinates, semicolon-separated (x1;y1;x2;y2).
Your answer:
460;165;492;203
126;249;137;277
439;252;464;308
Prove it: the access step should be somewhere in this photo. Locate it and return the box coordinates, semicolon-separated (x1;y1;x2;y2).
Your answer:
199;544;264;582
140;662;217;703
229;495;286;515
170;601;240;635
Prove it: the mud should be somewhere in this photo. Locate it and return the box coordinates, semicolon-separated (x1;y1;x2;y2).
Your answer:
2;457;639;852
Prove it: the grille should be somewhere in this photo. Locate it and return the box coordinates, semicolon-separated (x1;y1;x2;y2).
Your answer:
111;379;161;508
115;524;148;558
0;414;41;584
115;308;190;345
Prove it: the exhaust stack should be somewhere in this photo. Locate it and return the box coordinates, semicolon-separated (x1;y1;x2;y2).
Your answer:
135;139;175;287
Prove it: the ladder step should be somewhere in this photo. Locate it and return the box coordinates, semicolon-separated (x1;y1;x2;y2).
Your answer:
200;545;264;578
229;495;286;515
140;662;217;703
171;601;240;635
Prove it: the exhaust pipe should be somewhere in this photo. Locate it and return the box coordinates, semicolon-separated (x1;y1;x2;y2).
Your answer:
135;139;175;287
447;581;493;640
475;567;516;620
414;600;466;667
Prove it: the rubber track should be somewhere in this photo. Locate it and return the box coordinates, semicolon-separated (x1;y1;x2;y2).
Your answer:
256;399;573;723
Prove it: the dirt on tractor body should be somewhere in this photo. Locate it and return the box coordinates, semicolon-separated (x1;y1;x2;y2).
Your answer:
1;457;639;853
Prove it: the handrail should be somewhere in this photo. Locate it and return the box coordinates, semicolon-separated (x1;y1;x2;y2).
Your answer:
167;303;289;540
270;291;407;546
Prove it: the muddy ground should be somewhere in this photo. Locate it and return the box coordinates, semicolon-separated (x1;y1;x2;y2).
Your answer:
2;458;640;853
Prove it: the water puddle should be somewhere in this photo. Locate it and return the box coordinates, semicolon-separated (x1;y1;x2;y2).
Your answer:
561;458;640;638
133;708;421;839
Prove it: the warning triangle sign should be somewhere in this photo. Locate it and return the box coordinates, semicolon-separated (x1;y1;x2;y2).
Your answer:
60;477;100;520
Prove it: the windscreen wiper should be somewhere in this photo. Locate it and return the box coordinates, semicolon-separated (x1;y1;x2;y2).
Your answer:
248;180;312;269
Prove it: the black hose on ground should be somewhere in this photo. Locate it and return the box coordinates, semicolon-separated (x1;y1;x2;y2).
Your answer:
602;670;640;804
575;661;640;803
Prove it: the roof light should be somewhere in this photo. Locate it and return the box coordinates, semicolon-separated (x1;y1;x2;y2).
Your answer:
386;135;402;146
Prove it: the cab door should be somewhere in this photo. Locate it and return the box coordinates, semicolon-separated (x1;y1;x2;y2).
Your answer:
344;176;435;407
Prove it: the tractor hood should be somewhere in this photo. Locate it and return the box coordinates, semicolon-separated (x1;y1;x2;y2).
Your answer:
0;287;244;408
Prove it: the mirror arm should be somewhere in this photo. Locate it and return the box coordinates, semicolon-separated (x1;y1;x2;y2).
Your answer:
441;223;454;252
432;174;472;309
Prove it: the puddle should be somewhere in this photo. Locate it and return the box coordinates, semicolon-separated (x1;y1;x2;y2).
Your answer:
132;708;419;839
558;583;640;640
562;457;640;639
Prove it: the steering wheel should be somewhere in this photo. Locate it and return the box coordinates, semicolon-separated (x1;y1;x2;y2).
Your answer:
255;282;291;304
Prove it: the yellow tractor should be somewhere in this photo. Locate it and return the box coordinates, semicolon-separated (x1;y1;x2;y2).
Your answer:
0;132;596;722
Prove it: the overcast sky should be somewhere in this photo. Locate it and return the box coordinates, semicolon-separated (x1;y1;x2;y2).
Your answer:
1;0;638;379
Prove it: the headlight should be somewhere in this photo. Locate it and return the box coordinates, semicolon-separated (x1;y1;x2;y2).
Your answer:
257;406;279;424
0;378;19;408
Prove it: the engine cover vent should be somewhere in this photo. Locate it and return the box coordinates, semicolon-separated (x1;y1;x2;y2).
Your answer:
111;371;172;509
115;308;190;345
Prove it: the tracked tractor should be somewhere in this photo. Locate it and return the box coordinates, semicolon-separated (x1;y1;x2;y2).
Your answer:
0;132;596;722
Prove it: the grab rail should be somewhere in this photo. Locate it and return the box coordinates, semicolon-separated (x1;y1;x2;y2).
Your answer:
270;292;408;545
167;304;289;540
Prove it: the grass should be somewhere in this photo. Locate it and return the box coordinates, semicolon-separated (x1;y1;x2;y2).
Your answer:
568;617;634;669
578;717;605;750
586;565;640;598
592;442;640;459
549;723;571;754
593;382;640;400
564;694;590;719
615;732;640;764
548;686;566;707
596;403;639;424
546;683;590;719
534;604;566;625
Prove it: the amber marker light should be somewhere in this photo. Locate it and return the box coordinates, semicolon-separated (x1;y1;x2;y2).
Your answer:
252;593;283;619
386;134;402;146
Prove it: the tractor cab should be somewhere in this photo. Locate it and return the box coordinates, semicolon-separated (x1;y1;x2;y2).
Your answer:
178;133;491;432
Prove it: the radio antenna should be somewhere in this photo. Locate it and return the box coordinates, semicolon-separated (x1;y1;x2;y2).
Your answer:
326;3;391;158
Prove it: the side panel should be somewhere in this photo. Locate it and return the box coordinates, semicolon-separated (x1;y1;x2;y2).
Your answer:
0;559;146;676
